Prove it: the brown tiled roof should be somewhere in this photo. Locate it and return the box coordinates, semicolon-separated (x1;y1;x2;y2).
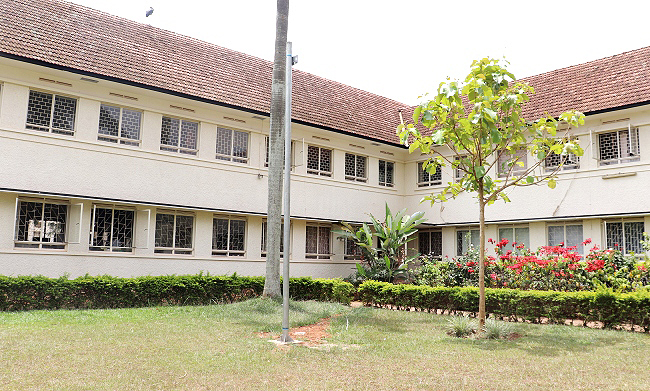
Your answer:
0;0;410;145
1;0;650;147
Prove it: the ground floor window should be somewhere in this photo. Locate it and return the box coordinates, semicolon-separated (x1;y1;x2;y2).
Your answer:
547;223;583;253
90;206;135;252
457;228;480;255
306;224;331;259
344;225;363;260
212;216;246;256
605;220;645;254
498;225;530;250
14;199;68;249
419;230;442;257
154;211;194;254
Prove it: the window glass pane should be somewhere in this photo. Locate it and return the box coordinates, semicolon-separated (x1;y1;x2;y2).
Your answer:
42;203;67;243
160;117;180;147
16;201;43;242
212;218;229;251
307;146;319;171
120;109;141;141
624;222;644;254
514;227;530;249
229;220;246;252
565;225;583;253
498;228;514;244
155;214;175;248
179;120;198;151
547;225;564;246
345;153;355;177
52;95;77;133
320;148;331;172
606;222;623;250
91;207;112;247
318;226;330;255
386;162;394;185
26;90;52;128
98;104;120;138
419;231;430;255
305;226;318;254
232;130;248;161
175;215;193;249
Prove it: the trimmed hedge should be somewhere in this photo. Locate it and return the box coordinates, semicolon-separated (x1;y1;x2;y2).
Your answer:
0;274;355;311
358;280;650;331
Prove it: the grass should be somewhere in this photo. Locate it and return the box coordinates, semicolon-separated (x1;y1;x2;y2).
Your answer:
1;300;649;390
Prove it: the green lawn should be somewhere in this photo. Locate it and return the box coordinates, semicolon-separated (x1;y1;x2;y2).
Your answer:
1;299;649;390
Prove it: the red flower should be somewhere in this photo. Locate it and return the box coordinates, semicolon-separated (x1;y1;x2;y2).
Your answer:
468;268;474;273
582;238;592;245
490;273;497;280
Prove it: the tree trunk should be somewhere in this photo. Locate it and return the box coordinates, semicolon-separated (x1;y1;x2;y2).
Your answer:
478;180;486;330
263;0;289;298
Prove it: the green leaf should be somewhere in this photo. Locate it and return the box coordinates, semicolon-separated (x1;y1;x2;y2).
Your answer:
474;165;486;179
412;106;422;123
526;176;535;184
548;178;557;189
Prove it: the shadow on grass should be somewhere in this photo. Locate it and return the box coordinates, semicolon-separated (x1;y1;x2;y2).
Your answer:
329;307;416;334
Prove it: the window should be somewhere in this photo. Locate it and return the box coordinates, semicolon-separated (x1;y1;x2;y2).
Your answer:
160;116;198;155
547;223;583;253
98;104;142;146
545;151;579;171
417;161;441;187
378;160;394;187
457;228;480;255
306;224;331;259
344;153;367;182
90;206;135;252
261;220;288;257
605;220;645;254
14;199;67;249
498;149;527;177
453;156;465;183
343;225;363;260
599;128;640;166
216;127;248;163
419;230;442;257
307;145;332;176
264;137;294;168
26;90;77;135
154;211;194;254
212;217;246;256
498;225;530;250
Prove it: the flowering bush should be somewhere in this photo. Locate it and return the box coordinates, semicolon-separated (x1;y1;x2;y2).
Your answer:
415;238;650;292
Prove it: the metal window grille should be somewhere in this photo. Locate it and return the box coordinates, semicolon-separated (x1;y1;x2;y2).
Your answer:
154;212;194;254
343;225;363;260
605;220;645;254
378;160;394;187
419;231;442;257
261;220;286;257
216;127;249;163
306;224;331;259
160;116;198;155
344;153;367;182
98;104;142;146
545;151;579;171
14;199;67;249
547;224;583;253
264;137;294;169
454;156;464;183
26;90;77;135
598;128;640;166
212;217;246;256
90;206;135;252
498;226;530;250
307;145;332;176
456;229;480;255
417;161;441;187
498;149;527;177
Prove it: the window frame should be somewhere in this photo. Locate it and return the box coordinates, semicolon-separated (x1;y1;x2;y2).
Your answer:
97;103;142;146
547;222;583;253
598;127;640;166
212;215;247;257
216;127;249;163
26;89;78;136
604;219;645;255
159;116;199;156
344;153;368;182
378;159;394;187
306;145;333;177
417;161;442;187
497;148;528;177
456;228;480;255
14;198;69;250
154;210;195;255
498;224;531;250
89;204;136;253
264;136;295;169
261;220;292;258
305;223;332;259
419;230;442;258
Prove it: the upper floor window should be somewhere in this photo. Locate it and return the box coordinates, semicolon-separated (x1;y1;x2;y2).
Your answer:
306;224;331;259
547;223;583;253
605;219;645;254
264;137;294;168
90;205;135;252
457;228;479;255
14;199;67;249
545;151;579;172
498;225;530;250
497;149;527;177
419;230;442;257
344;153;367;182
599;128;640;166
98;104;142;146
154;211;194;254
160;116;198;155
307;145;332;176
454;156;465;183
417;161;441;187
26;90;77;136
216;127;248;163
378;160;394;187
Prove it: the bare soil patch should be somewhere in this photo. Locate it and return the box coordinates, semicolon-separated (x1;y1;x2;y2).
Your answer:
258;314;340;347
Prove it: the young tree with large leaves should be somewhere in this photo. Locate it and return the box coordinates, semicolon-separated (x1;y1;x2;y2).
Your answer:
397;58;585;328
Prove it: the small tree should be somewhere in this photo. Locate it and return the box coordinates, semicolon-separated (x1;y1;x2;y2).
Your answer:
397;58;585;328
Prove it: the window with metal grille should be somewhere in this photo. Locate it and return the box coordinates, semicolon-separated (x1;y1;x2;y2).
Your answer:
419;231;442;257
605;220;645;254
14;199;67;249
454;156;465;183
261;220;292;257
212;217;246;256
378;160;394;187
598;128;640;166
457;228;480;255
545;151;579;171
26;90;77;135
498;225;530;250
216;127;249;163
160;116;198;155
264;137;294;168
154;212;194;254
307;145;332;176
344;153;367;182
90;206;135;252
98;104;142;146
547;223;583;253
497;149;527;177
343;225;363;260
306;224;331;259
417;161;441;187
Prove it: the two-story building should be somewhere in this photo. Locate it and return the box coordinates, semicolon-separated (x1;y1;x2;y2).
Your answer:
0;0;647;279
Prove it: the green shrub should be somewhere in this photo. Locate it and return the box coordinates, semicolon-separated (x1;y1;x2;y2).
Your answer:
483;318;515;339
446;315;477;337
